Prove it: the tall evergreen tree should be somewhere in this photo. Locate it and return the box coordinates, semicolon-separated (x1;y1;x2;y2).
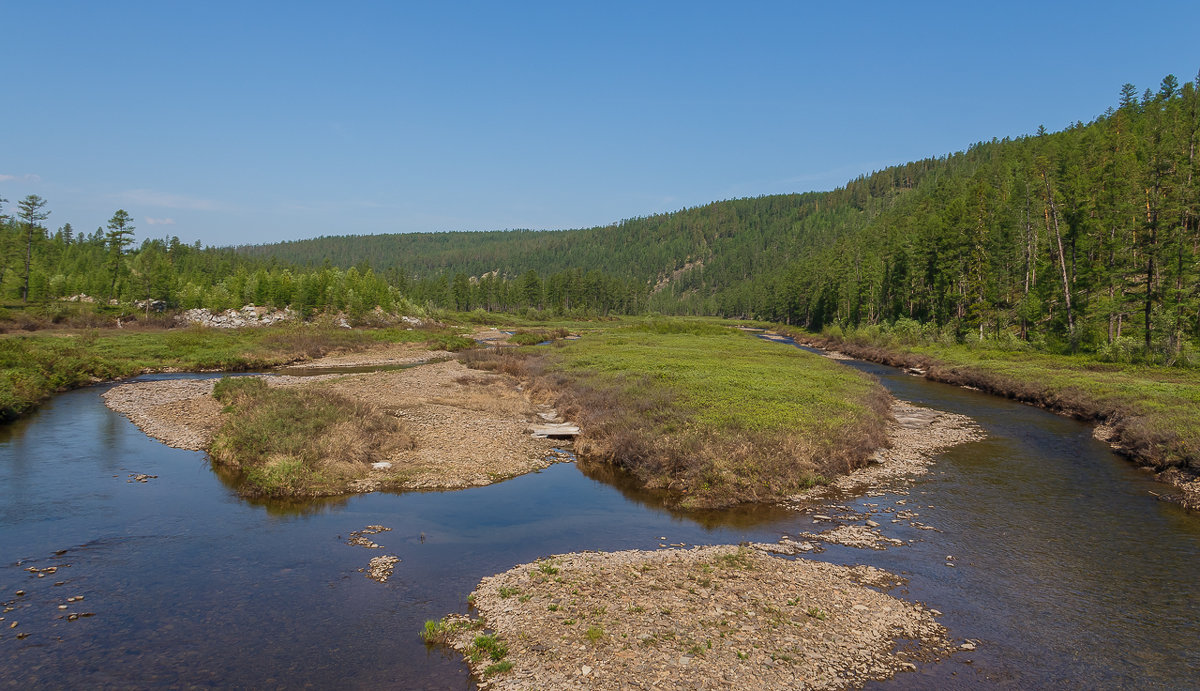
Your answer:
105;209;136;298
17;195;50;303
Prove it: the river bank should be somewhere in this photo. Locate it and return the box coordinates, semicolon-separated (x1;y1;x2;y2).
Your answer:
787;332;1200;511
428;545;953;690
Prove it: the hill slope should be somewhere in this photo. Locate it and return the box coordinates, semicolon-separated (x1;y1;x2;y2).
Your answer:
237;73;1199;354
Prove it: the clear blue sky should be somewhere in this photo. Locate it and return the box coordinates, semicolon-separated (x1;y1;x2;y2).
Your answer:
3;1;1198;247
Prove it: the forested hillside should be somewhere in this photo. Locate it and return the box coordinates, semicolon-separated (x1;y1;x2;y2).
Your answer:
5;74;1197;360
239;73;1200;358
773;75;1200;361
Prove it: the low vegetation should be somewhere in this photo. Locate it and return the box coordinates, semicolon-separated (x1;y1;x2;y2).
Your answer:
797;325;1200;476
464;320;889;508
0;322;474;422
507;327;569;346
209;376;412;497
420;616;482;644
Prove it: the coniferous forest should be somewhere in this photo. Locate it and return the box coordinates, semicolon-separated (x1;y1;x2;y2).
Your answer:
4;74;1198;360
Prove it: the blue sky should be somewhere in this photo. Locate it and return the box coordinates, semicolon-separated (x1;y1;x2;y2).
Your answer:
3;1;1198;247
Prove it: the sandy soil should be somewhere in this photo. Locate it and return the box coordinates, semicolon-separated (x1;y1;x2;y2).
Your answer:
281;341;456;369
436;545;952;690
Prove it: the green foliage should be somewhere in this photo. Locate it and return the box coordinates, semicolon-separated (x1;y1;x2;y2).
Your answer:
420;617;473;644
469;634;508;663
482;660;512;676
626;319;734;336
508;327;570;346
424;332;476;352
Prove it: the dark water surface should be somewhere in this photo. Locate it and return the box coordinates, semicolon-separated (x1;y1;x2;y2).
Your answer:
2;356;1198;689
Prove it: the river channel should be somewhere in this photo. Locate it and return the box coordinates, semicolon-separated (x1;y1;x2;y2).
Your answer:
1;351;1198;689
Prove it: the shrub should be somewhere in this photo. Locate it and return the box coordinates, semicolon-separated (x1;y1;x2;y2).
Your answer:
209;379;411;496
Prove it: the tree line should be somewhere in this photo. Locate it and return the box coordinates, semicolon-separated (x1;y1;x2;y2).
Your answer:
746;73;1200;361
0;200;642;318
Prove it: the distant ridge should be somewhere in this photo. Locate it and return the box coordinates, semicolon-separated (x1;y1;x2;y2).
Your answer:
237;74;1200;352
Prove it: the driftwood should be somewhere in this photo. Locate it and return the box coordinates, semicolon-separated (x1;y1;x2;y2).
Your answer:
527;423;580;439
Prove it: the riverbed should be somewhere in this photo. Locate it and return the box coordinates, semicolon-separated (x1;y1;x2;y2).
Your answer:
2;355;1198;688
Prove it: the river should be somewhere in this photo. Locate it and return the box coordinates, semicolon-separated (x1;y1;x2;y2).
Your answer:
1;353;1197;688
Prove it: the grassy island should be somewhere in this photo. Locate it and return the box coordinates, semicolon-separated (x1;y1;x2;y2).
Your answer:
467;321;891;508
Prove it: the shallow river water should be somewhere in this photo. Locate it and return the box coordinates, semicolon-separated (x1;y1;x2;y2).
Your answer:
1;353;1198;689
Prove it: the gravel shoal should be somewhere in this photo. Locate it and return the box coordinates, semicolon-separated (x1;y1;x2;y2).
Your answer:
779;401;984;509
102;358;568;492
281;342;454;369
437;545;952;690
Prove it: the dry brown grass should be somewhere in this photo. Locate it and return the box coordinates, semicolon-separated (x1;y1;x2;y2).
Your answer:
209;377;413;497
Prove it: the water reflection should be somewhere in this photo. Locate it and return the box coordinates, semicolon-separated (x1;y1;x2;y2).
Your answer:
578;460;800;530
2;361;1197;689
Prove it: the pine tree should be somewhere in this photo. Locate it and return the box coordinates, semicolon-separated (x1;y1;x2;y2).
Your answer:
105;209;136;298
17;195;50;303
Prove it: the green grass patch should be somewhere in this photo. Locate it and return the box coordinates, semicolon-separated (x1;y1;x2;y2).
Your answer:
471;320;889;507
423;332;477;352
482;660;512;676
468;634;509;663
420;616;478;644
209;376;412;497
509;327;570;346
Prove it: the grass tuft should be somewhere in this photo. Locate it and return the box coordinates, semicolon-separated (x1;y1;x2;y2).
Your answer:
209;376;412;496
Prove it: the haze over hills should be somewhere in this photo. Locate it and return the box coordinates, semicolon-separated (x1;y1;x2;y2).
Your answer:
235;74;1199;354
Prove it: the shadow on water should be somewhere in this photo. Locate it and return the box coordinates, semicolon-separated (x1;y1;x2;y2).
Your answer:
2;356;1198;689
576;461;798;530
